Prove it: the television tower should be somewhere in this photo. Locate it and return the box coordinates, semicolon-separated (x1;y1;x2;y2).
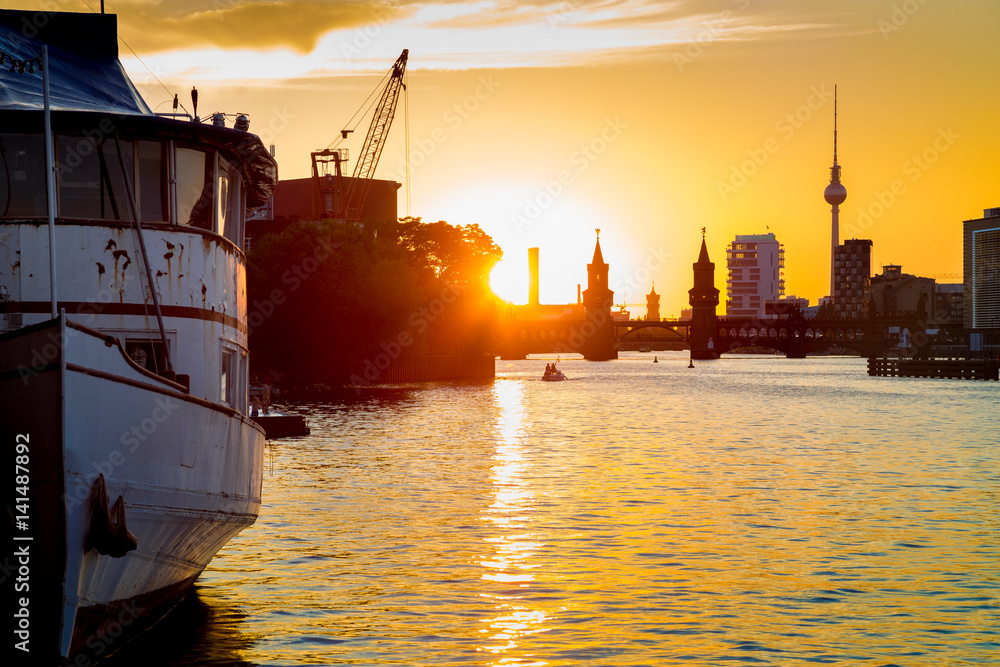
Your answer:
823;85;847;298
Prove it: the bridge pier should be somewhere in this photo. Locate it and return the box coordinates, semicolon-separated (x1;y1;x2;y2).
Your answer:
784;334;807;358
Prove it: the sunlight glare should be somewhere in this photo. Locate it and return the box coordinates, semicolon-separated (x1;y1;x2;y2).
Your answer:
490;259;528;304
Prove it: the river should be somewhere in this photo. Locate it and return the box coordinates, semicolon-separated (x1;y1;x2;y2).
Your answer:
115;353;998;666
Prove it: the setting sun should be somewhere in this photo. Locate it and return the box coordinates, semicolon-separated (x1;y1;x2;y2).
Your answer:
489;258;527;304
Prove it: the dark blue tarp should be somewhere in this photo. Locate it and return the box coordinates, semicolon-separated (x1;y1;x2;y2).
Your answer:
0;10;276;209
0;10;151;115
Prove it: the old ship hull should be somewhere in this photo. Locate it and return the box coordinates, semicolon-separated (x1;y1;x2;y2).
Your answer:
2;316;265;663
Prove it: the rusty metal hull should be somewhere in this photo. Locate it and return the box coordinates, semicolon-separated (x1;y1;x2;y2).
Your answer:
1;317;264;663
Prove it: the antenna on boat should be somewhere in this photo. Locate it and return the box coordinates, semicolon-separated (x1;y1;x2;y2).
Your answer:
42;45;58;318
191;86;199;122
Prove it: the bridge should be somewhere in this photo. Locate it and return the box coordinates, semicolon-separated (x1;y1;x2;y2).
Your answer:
499;313;924;359
497;234;930;360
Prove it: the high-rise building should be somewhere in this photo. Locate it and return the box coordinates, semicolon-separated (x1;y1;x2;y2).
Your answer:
726;233;784;318
963;207;1000;330
833;238;872;318
824;86;847;298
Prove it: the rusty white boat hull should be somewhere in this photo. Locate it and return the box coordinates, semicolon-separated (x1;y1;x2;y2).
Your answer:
1;9;277;662
1;316;264;662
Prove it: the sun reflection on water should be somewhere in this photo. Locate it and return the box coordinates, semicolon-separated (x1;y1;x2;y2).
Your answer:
478;379;550;662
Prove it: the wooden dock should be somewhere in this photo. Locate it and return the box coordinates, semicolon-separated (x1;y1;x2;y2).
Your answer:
868;357;999;381
252;413;310;438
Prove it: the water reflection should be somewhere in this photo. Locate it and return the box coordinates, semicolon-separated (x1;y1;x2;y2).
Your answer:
102;586;257;667
150;358;998;666
479;379;550;661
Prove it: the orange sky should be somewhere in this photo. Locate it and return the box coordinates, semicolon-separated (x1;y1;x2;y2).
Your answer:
16;0;998;315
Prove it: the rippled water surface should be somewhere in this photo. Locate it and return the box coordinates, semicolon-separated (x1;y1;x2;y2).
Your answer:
135;354;998;666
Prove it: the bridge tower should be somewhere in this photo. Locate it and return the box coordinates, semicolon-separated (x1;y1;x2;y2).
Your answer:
580;229;618;360
688;231;720;360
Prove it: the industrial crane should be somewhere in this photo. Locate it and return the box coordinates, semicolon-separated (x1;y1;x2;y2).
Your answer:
311;49;408;222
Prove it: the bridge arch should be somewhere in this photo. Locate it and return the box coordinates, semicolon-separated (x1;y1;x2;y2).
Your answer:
616;321;687;341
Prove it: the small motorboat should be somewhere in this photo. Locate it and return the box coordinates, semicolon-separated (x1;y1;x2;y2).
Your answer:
542;364;568;381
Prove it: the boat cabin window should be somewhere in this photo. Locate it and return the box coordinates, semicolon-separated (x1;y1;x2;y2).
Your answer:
2;132;248;250
0;134;47;218
220;343;248;411
56;135;134;221
137;140;169;223
125;338;170;375
217;157;242;246
176;147;214;230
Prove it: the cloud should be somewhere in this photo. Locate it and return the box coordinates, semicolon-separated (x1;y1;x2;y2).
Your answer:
112;0;406;54
107;0;852;59
107;0;856;81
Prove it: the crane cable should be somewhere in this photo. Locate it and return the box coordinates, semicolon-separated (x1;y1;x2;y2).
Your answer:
325;66;394;151
404;69;410;217
79;0;191;116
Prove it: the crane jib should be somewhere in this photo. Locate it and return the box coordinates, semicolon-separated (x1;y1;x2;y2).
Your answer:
310;49;408;223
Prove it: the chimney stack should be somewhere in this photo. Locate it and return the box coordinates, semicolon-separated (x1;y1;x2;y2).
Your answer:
528;247;540;306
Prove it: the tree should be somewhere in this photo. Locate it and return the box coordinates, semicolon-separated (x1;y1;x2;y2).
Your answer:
246;216;504;386
396;217;503;355
397;216;502;288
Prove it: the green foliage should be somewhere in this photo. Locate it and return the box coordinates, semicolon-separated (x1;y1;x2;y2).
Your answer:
247;217;502;386
397;216;502;287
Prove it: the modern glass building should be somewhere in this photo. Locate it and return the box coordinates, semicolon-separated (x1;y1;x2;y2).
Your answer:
726;233;784;318
963;207;1000;330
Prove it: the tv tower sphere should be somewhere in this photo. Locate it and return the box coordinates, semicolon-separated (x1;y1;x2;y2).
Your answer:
824;179;847;206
